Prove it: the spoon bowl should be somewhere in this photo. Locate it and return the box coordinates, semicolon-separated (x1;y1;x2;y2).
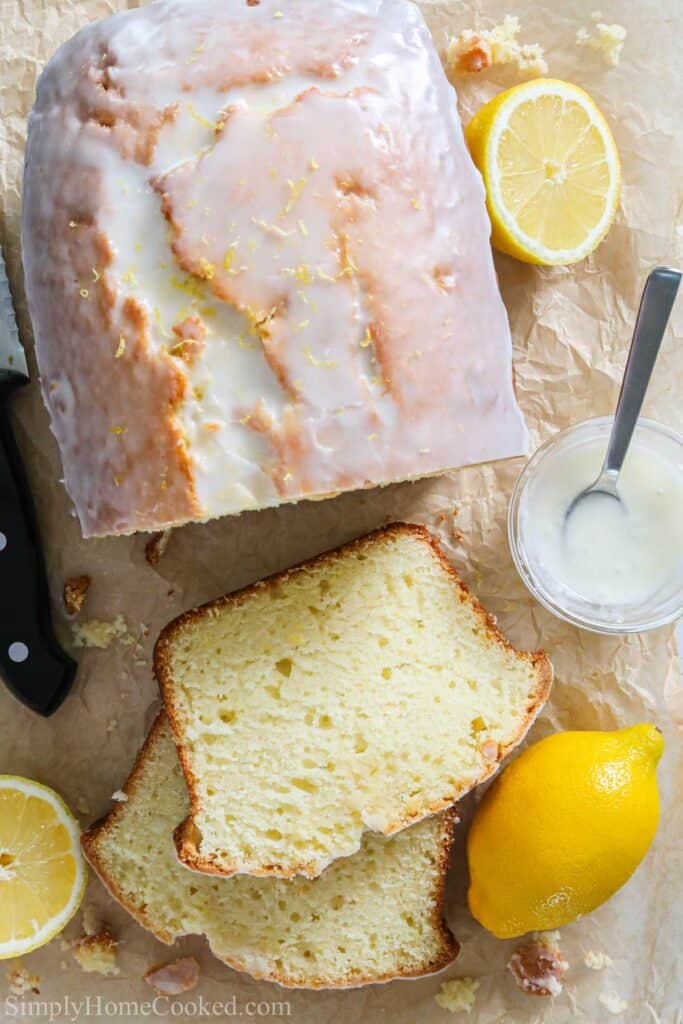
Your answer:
564;469;624;528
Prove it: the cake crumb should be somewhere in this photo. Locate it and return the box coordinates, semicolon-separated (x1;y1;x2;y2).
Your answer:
63;575;91;616
584;949;613;970
435;977;479;1013
72;615;129;649
145;956;200;996
81;905;101;937
599;991;629;1014
106;719;118;734
76;796;90;815
508;934;568;997
145;529;174;567
537;930;561;946
480;739;499;761
576;22;626;66
7;964;41;996
72;930;119;976
446;16;548;76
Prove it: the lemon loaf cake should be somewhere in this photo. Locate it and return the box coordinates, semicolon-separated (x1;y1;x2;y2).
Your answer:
156;523;552;879
22;0;528;538
82;715;460;988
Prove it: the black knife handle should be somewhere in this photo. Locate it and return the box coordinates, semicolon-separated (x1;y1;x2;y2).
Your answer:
0;390;77;715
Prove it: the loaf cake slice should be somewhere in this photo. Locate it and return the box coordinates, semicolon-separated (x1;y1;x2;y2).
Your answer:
82;715;459;989
156;523;552;879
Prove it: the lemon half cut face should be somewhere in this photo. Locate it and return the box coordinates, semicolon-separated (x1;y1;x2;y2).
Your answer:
466;79;621;266
0;776;87;959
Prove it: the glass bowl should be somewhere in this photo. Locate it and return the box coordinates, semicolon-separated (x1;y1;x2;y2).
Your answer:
508;417;683;634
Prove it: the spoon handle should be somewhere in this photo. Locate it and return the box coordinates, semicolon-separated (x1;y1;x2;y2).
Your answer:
603;266;681;477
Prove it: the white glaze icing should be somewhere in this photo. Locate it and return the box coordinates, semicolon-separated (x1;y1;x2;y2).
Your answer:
520;435;683;607
22;0;528;536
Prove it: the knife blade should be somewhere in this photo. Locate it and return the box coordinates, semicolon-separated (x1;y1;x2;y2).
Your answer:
0;246;77;715
0;254;28;381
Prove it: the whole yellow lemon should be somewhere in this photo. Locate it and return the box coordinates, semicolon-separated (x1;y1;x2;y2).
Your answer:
467;725;663;938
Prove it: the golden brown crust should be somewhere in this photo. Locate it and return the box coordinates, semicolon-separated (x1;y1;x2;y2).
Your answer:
63;575;92;616
424;806;461;981
26;193;200;536
144;529;174;567
72;928;119;963
81;714;179;946
81;713;460;989
23;44;202;537
154;523;553;878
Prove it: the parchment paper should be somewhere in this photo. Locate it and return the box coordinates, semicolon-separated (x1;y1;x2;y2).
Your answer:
1;1;682;1021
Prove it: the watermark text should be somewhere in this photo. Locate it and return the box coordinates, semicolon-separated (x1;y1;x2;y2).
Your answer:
4;994;292;1021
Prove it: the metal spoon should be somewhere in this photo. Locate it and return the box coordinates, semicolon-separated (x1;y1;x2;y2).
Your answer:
565;266;681;526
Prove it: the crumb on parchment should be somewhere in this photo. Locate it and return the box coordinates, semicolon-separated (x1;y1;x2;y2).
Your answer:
72;930;119;976
7;964;41;996
576;21;627;66
435;977;479;1013
72;615;130;649
584;949;614;970
63;575;91;616
446;15;548;76
508;933;569;997
145;956;200;996
599;990;629;1014
82;905;101;937
144;529;174;567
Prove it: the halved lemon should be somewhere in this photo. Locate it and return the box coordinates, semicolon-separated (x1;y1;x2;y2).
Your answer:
466;79;621;265
0;777;87;959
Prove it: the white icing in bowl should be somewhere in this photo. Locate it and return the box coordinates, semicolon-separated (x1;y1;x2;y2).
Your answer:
508;417;683;634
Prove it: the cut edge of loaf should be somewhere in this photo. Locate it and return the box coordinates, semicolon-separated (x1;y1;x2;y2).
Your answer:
81;713;461;989
82;714;179;946
155;522;553;879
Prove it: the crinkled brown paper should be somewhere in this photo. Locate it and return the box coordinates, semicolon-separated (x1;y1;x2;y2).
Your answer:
1;1;681;1021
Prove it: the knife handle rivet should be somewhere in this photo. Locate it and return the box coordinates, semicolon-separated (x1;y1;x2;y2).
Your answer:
0;532;5;552
8;642;28;664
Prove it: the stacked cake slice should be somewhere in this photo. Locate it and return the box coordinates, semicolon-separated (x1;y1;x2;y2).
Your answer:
83;525;551;987
83;715;459;988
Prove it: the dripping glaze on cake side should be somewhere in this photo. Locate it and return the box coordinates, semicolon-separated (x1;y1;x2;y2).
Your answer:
22;0;528;537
